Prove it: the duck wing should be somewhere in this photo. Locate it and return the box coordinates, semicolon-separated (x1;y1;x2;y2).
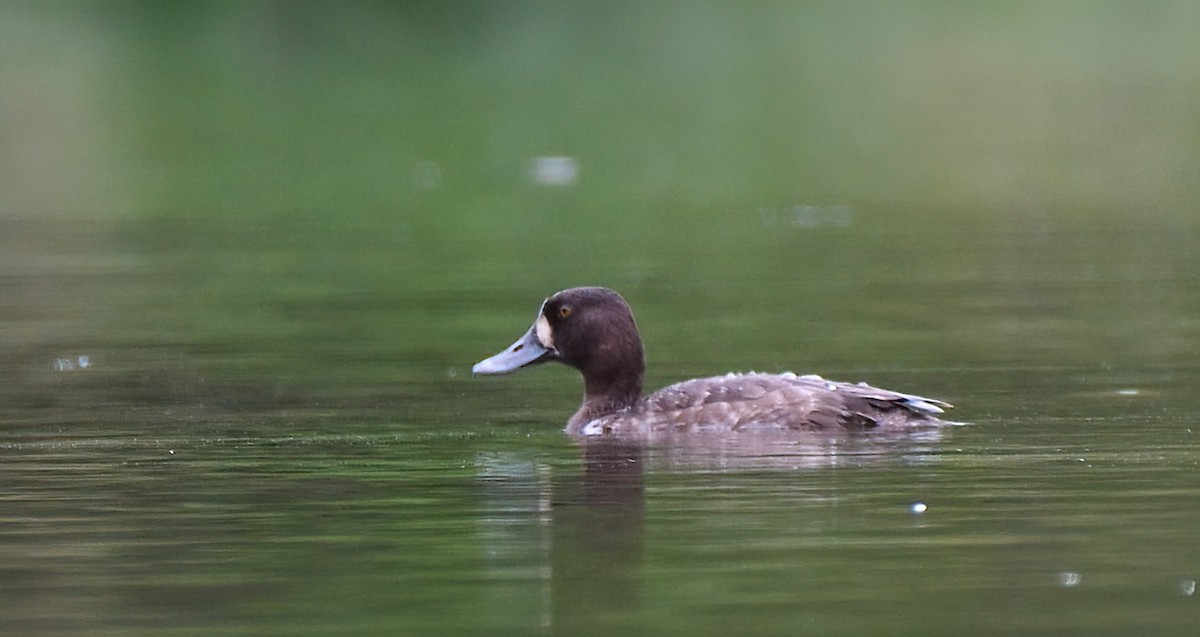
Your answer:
634;372;950;433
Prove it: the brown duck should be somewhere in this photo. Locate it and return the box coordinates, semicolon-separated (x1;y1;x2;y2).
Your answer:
473;287;952;438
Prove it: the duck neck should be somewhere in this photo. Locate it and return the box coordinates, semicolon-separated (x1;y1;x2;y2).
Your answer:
568;366;643;432
586;370;643;412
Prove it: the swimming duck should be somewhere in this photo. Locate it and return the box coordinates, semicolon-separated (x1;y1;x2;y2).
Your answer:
473;287;952;438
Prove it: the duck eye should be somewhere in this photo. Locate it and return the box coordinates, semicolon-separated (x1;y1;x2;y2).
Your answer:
558;306;572;319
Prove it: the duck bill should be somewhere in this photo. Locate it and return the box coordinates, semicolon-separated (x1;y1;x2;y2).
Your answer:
472;324;554;375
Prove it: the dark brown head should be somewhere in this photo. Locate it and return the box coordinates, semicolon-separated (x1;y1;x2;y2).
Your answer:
473;287;646;406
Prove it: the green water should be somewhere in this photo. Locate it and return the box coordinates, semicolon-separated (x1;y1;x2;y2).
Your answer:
3;3;1200;635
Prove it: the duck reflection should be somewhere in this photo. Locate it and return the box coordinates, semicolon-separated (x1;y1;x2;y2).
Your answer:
501;429;940;633
475;429;945;633
548;441;646;633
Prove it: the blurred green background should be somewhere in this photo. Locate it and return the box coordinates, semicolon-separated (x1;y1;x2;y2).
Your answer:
2;0;1198;432
4;0;1198;394
5;1;1199;218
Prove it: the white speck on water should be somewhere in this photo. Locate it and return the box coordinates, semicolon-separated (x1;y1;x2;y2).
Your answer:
759;205;854;228
530;156;578;186
53;355;93;372
1116;388;1139;396
1181;579;1196;597
1059;572;1082;587
410;161;442;189
910;501;927;514
791;205;853;228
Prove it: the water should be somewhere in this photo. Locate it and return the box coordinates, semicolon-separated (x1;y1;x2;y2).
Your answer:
4;4;1200;636
4;212;1197;636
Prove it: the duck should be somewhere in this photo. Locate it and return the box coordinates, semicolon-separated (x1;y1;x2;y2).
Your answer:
472;287;952;439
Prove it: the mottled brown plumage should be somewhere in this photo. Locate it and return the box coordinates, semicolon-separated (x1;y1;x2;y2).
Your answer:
473;287;953;440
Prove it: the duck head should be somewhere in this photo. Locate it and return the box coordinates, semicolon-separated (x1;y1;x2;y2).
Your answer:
473;287;646;406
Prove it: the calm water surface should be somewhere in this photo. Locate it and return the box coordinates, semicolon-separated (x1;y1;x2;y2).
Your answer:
3;214;1198;636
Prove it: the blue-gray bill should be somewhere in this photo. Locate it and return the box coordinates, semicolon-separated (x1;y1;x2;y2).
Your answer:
472;324;553;375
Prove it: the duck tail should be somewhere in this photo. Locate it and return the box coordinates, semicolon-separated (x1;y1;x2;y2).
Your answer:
898;393;953;415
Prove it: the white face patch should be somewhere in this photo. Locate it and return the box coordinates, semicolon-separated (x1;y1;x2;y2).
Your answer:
534;314;554;350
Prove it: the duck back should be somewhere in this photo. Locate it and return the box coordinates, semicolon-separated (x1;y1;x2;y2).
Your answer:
571;372;950;437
